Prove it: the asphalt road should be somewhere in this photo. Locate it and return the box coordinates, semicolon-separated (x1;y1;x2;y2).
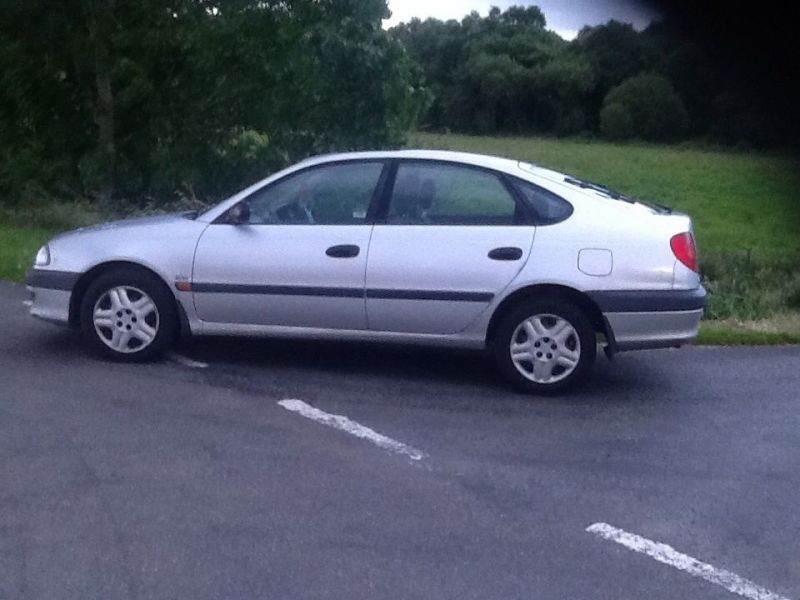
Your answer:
1;280;799;600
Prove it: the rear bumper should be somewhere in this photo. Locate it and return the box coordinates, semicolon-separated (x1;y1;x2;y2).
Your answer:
26;268;79;326
589;287;706;351
605;308;703;351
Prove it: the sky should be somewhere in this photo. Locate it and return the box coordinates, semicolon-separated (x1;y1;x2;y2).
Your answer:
383;0;663;40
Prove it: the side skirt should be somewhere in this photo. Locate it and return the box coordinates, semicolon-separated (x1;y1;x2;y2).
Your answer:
192;321;487;350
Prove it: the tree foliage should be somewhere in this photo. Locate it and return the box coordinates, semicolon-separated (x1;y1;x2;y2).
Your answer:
1;2;796;208
0;0;426;204
600;73;688;141
392;7;571;134
392;5;797;148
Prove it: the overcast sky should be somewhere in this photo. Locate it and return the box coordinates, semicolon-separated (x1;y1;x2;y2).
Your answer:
384;0;663;39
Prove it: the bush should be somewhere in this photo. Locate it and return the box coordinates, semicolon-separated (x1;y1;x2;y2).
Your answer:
600;73;688;141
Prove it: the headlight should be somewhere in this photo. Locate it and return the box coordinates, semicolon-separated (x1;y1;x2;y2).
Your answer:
35;245;51;267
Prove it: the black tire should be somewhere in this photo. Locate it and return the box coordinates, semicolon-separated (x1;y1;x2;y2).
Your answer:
80;266;177;361
493;297;596;394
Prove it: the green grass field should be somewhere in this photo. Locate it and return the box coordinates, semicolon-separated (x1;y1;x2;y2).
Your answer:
410;132;800;254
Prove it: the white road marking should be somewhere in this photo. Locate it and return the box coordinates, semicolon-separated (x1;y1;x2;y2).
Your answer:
22;300;32;307
166;351;209;369
586;522;790;600
278;399;426;461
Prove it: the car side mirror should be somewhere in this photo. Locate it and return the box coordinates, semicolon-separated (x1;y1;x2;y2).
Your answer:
227;201;251;225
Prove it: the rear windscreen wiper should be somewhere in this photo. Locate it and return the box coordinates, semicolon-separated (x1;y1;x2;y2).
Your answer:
564;176;635;203
563;176;672;213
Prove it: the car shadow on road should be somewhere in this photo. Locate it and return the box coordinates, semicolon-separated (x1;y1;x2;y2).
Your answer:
179;335;668;404
23;324;673;406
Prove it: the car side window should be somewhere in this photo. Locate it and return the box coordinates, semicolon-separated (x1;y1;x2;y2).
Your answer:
511;178;573;225
387;163;520;225
246;162;384;225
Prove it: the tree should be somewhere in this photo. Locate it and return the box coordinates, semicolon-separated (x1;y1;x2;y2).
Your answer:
600;73;688;141
499;6;546;29
391;5;566;134
0;0;426;205
570;20;655;130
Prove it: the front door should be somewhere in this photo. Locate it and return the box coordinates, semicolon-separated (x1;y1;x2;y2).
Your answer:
192;160;386;329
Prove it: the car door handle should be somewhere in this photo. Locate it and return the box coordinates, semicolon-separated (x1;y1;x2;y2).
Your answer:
326;244;360;258
488;247;523;261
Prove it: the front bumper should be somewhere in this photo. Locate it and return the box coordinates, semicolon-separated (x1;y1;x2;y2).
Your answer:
25;269;80;326
589;287;706;351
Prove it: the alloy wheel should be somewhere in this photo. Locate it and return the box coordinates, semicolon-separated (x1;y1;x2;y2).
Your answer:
509;313;581;384
92;285;160;354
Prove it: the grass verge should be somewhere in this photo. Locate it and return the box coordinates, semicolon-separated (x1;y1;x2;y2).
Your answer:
699;315;800;345
0;224;59;281
0;199;111;280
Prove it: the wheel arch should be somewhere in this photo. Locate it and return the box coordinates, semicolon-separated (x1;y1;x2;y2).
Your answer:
486;284;614;348
68;261;190;338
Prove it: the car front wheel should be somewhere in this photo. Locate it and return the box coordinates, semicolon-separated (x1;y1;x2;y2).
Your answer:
80;267;177;361
494;299;596;393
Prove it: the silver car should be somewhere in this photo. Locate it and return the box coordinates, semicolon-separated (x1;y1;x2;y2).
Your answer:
26;150;705;392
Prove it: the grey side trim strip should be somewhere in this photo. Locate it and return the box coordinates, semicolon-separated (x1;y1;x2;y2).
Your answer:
589;286;706;313
366;289;494;302
192;283;493;303
192;283;363;298
25;269;80;291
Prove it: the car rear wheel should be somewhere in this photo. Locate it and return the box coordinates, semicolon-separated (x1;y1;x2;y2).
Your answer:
494;298;596;393
80;267;177;361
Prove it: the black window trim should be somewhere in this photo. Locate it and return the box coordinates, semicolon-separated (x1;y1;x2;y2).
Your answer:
504;174;574;226
213;158;391;226
373;158;536;227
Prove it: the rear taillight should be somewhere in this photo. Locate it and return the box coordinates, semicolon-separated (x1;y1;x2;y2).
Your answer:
670;232;698;272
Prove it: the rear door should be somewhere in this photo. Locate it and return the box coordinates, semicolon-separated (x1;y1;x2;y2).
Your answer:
192;160;386;329
365;161;535;334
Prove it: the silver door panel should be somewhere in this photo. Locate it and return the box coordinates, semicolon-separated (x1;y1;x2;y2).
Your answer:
193;225;371;328
365;226;534;334
191;294;365;329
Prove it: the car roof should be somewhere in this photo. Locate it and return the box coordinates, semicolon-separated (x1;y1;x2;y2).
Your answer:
299;149;521;173
301;149;577;189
